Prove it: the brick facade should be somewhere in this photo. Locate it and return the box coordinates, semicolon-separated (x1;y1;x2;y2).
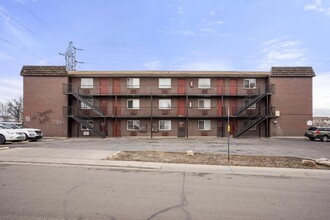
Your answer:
21;66;315;138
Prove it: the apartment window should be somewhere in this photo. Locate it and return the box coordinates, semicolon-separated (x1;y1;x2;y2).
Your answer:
198;78;211;89
198;120;211;131
243;79;256;89
159;78;171;89
127;99;140;109
198;99;211;109
244;99;256;110
159;99;171;109
81;78;93;89
127;78;140;89
127;120;140;131
81;120;94;130
81;99;93;109
159;120;171;131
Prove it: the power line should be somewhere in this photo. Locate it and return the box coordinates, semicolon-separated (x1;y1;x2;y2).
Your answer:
0;36;46;61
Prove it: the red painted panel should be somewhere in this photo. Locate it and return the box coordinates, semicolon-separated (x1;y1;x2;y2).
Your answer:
217;100;223;116
230;99;237;115
113;79;121;94
230;79;237;95
178;99;186;116
217;78;224;94
100;79;108;94
177;79;186;94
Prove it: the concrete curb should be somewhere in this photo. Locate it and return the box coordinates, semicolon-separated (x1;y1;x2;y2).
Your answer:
0;156;330;179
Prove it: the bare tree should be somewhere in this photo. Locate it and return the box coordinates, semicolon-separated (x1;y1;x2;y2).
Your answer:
7;97;23;122
0;102;11;121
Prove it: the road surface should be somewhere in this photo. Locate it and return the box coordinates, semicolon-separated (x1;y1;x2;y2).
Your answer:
1;163;329;220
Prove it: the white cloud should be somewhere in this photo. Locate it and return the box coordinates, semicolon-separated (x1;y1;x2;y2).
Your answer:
0;77;23;103
304;0;330;15
209;11;215;16
144;61;162;70
313;73;330;116
257;38;307;70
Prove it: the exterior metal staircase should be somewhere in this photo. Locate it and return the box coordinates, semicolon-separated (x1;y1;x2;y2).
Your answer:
234;84;275;116
63;84;105;117
63;106;106;138
234;106;275;137
234;93;266;116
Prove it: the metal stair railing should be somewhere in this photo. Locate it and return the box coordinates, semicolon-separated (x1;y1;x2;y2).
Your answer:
63;83;105;117
234;84;272;116
235;106;275;137
63;106;106;138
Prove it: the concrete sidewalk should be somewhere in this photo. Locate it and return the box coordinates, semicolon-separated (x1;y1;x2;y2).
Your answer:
1;154;330;180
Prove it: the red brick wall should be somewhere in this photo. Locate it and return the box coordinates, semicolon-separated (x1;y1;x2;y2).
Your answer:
269;77;313;136
23;76;68;137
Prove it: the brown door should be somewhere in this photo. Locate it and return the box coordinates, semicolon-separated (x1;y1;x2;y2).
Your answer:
217;120;223;137
177;121;186;137
100;79;108;94
177;79;186;94
177;98;186;116
112;120;121;137
100;99;108;115
100;120;107;136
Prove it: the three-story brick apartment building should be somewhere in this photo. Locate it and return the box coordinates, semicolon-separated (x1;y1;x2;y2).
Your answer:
20;66;315;138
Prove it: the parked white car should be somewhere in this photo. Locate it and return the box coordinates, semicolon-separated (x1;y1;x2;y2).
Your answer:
0;126;25;144
0;122;43;141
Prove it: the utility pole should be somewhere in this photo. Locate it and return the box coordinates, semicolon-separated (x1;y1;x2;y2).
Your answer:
59;41;84;71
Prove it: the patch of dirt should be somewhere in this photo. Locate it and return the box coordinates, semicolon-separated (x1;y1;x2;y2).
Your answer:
110;151;330;169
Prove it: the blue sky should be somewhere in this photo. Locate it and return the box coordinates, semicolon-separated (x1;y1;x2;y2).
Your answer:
0;0;329;116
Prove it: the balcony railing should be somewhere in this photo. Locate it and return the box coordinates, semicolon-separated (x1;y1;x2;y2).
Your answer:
63;83;275;96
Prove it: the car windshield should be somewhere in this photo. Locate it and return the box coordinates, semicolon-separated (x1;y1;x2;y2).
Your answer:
15;124;26;128
308;127;318;131
0;124;12;129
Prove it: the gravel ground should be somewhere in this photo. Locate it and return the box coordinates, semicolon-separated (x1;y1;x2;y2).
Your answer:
110;151;330;169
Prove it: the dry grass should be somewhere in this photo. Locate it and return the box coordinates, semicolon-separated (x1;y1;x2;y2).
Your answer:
110;151;330;169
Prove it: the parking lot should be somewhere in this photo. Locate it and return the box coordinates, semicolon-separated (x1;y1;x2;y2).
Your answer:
1;137;329;161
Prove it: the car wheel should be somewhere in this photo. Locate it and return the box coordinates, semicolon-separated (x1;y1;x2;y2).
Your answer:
24;134;29;141
309;137;315;141
0;135;6;145
321;135;329;142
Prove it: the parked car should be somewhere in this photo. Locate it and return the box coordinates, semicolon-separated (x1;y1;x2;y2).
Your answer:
0;126;25;144
0;122;43;141
304;126;330;142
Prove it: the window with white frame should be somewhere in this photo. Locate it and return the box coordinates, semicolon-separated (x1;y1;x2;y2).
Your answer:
198;78;211;89
127;78;140;89
198;120;211;131
159;78;171;89
127;99;140;109
81;99;93;109
81;120;94;130
159;99;171;109
198;99;211;109
159;120;171;130
244;99;256;110
243;79;256;89
127;120;140;131
81;78;93;89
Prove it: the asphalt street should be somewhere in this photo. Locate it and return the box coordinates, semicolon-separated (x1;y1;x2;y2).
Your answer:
1;163;329;220
2;136;330;160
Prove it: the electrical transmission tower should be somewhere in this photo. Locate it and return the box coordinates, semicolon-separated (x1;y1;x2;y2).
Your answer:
59;41;83;71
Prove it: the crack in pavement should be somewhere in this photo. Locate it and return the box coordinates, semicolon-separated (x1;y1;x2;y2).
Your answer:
63;177;93;220
146;173;191;220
